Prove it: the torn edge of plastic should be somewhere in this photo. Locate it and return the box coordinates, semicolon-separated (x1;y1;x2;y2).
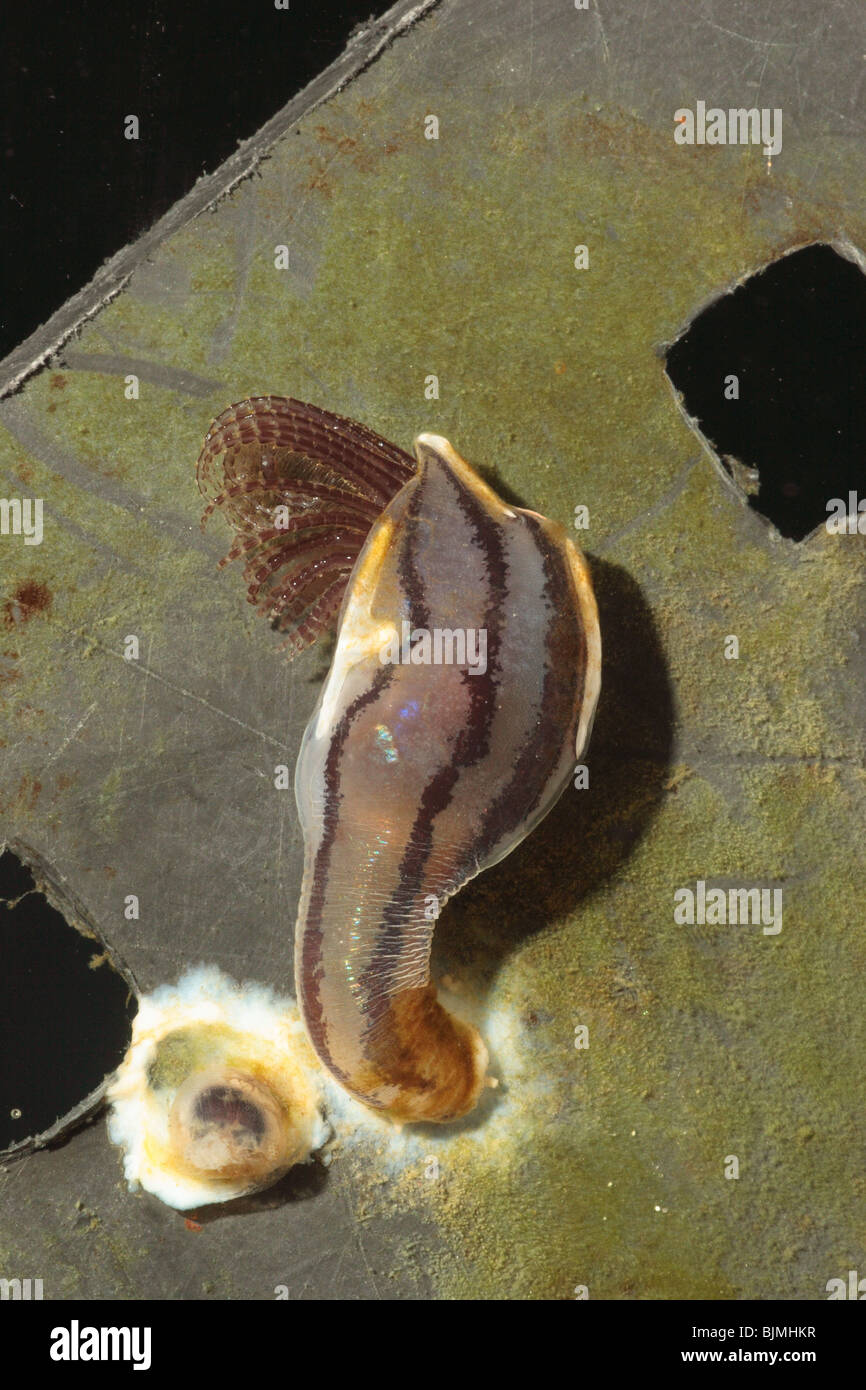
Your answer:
0;839;140;1162
656;235;866;546
0;0;443;402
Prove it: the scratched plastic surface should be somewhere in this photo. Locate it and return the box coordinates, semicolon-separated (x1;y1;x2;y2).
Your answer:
0;0;865;1299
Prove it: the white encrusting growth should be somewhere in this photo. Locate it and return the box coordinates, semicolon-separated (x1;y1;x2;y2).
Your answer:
107;966;328;1210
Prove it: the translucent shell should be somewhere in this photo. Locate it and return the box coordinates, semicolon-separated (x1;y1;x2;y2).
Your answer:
293;434;601;1122
198;402;601;1126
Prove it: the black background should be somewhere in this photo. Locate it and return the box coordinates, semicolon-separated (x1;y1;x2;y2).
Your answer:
0;0;397;360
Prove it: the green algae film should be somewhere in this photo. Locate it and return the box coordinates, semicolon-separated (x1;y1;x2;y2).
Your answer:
1;58;865;1296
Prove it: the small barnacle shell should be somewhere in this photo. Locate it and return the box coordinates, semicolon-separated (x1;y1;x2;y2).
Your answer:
107;967;327;1210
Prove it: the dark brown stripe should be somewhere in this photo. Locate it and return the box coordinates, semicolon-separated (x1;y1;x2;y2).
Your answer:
298;661;395;1082
358;461;509;1009
396;464;433;632
471;516;587;863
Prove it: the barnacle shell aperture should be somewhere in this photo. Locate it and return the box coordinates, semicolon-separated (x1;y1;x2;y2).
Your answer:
107;967;327;1210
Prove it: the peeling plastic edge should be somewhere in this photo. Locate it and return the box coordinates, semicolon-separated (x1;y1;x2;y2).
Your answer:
656;236;866;546
0;0;443;402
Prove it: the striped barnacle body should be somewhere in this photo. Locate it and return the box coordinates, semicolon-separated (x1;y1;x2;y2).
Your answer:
198;401;601;1123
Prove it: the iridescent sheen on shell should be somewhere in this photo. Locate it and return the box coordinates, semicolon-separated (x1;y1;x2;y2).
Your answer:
198;403;601;1124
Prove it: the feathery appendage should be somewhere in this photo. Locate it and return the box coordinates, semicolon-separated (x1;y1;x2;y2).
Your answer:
196;396;415;656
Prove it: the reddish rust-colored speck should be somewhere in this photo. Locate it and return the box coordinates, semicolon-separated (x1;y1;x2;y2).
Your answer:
8;774;42;811
314;125;359;155
307;158;335;197
3;580;52;628
50;373;67;390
